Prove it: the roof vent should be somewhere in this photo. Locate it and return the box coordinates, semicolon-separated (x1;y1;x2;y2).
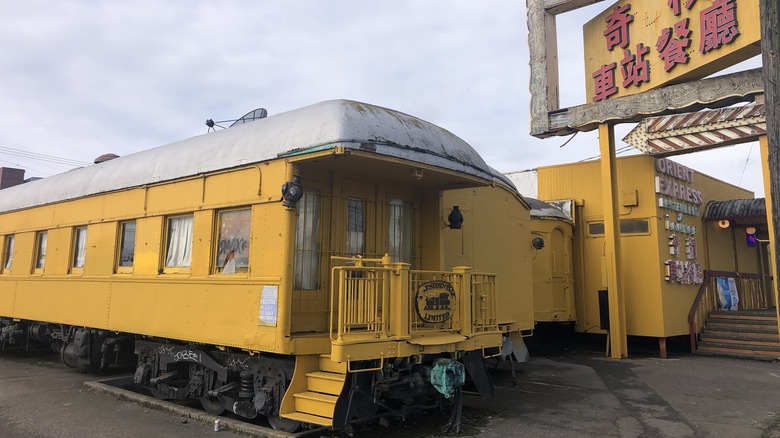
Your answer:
94;153;119;164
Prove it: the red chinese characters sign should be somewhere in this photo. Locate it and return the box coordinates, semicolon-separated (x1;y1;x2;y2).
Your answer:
584;0;760;103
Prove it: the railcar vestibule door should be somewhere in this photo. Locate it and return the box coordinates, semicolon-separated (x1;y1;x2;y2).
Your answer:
290;176;420;334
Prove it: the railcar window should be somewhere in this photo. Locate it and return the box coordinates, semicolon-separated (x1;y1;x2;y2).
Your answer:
118;221;136;268
346;197;365;257
72;227;87;269
34;231;47;271
2;235;13;272
389;199;415;265
164;215;193;268
294;193;321;290
215;209;251;274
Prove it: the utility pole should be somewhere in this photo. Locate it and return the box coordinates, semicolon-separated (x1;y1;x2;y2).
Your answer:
760;0;780;326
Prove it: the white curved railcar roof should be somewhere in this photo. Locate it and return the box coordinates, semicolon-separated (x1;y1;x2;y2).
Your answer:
0;99;497;213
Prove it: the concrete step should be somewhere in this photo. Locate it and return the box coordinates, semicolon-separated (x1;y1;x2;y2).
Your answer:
694;348;780;362
696;341;780;359
699;334;780;347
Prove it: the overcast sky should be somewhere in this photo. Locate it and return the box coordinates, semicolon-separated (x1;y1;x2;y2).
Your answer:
0;1;765;197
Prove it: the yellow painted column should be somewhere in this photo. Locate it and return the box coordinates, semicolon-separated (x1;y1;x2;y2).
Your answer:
598;123;628;358
759;135;780;337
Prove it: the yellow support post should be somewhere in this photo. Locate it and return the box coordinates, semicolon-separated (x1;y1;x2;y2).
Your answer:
759;134;780;338
452;266;473;336
390;262;410;338
598;123;628;358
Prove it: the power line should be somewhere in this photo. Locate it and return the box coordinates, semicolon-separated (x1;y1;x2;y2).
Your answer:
0;158;53;176
0;145;91;167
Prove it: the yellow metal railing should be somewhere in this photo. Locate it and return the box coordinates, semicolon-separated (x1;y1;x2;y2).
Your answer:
688;270;766;351
329;256;498;343
329;255;393;341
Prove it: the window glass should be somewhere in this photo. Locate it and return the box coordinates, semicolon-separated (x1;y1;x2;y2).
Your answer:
118;221;136;267
389;199;414;265
588;222;605;235
216;209;251;274
35;231;48;270
165;216;193;268
620;219;650;234
294;193;321;290
2;235;13;271
346;197;365;256
72;227;87;268
587;219;650;236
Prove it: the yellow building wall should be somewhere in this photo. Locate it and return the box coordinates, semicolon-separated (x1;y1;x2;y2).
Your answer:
442;186;534;333
538;155;753;338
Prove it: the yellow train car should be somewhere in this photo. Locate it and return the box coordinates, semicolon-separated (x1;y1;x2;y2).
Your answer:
0;100;534;431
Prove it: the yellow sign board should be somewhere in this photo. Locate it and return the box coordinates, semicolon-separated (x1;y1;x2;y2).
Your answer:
584;0;760;103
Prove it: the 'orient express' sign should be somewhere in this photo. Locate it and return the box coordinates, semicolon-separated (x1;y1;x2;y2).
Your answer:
655;158;704;284
584;0;760;103
415;281;456;323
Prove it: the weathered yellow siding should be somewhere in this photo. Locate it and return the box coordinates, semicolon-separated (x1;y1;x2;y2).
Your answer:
537;155;754;338
442;185;534;333
530;218;575;322
0;160;292;352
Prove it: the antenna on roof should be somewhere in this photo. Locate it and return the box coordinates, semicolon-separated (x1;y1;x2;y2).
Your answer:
205;108;268;133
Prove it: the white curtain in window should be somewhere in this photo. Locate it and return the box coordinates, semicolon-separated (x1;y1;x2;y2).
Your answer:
74;228;87;268
294;194;321;290
389;199;414;264
36;232;47;269
346;198;365;256
165;216;193;268
3;236;13;270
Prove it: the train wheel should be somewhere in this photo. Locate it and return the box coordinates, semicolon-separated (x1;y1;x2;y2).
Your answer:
267;415;301;433
200;396;226;415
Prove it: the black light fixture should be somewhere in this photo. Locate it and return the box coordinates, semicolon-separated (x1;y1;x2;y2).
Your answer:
281;175;304;208
448;206;463;229
531;237;545;250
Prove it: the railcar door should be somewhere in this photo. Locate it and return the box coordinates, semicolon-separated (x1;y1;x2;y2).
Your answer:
290;176;419;334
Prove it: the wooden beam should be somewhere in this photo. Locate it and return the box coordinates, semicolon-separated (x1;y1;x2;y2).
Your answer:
759;0;780;339
537;69;764;138
528;0;560;136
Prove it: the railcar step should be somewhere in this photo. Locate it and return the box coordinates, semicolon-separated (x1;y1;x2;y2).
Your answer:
281;411;333;427
293;391;339;418
319;354;347;374
306;371;346;395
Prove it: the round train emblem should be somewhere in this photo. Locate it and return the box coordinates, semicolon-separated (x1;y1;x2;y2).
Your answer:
415;280;456;323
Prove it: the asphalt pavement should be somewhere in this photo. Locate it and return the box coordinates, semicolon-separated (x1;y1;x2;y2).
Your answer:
1;345;779;438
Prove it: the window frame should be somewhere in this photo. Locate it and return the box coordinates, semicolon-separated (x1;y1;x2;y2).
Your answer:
70;226;88;274
162;214;194;274
387;197;417;267
116;220;137;274
212;207;252;275
294;192;323;291
1;234;13;274
32;230;48;274
587;218;652;237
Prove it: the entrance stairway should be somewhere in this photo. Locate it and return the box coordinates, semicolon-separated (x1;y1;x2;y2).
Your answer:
696;309;780;361
281;355;347;427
